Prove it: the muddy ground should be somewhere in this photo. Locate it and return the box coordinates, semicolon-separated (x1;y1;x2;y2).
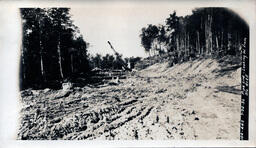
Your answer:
18;57;241;140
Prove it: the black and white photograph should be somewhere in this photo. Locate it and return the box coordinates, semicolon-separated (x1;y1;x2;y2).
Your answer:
0;0;255;147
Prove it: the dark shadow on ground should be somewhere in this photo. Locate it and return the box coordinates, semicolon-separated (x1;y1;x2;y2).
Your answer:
214;56;241;78
215;85;241;95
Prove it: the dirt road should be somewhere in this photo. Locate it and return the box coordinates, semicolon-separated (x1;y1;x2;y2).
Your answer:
18;57;241;140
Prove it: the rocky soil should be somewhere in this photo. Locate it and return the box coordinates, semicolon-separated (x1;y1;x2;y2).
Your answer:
18;57;241;140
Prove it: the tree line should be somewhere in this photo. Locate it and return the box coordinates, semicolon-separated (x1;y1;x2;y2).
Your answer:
140;8;249;65
20;8;90;90
20;8;248;90
20;8;141;90
88;54;141;70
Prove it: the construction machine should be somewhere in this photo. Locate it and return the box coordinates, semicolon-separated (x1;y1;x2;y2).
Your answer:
107;41;131;71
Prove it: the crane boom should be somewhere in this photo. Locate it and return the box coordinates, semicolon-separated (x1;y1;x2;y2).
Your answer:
107;41;131;71
107;41;118;56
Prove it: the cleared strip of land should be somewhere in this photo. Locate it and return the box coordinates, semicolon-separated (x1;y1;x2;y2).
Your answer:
18;57;241;140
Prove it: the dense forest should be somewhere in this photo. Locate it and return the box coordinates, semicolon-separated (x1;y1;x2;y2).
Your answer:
20;8;91;89
20;7;248;90
140;8;249;65
20;8;139;90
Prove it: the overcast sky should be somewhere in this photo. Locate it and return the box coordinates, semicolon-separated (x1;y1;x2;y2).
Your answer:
70;2;193;58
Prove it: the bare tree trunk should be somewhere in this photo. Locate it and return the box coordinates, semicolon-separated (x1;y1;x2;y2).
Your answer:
216;35;219;52
57;34;64;79
205;13;213;55
205;17;208;55
196;38;198;55
221;31;224;55
209;14;213;54
39;36;45;80
37;13;45;82
21;48;26;82
237;32;241;55
188;34;190;59
40;48;44;76
176;37;180;61
227;32;232;54
71;54;74;73
197;31;200;55
184;32;186;59
183;36;185;59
